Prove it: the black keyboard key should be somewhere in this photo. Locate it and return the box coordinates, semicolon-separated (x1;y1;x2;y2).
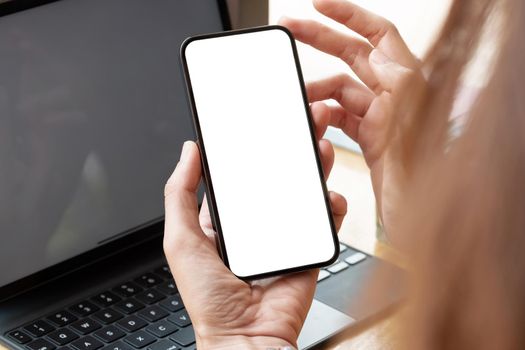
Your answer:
92;309;124;325
47;328;79;346
24;320;55;337
123;331;155;349
168;326;195;347
8;330;32;344
156;281;177;296
137;306;169;322
47;311;78;327
70;318;102;335
134;273;162;288
153;266;172;279
166;310;190;328
159;295;183;312
27;338;57;350
70;301;100;317
92;292;121;307
147;339;180;350
70;336;103;350
93;326;125;343
101;342;133;350
57;346;73;350
135;290;165;305
116;316;147;332
114;299;145;314
113;282;143;297
145;320;177;338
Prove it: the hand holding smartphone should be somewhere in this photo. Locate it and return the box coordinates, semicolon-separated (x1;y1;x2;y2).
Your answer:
180;26;339;279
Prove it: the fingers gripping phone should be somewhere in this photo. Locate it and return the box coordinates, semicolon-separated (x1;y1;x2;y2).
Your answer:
180;25;339;279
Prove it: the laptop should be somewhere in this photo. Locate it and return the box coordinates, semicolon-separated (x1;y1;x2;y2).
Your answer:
0;0;404;349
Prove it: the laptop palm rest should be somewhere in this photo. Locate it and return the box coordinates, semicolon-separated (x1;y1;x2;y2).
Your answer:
298;299;355;349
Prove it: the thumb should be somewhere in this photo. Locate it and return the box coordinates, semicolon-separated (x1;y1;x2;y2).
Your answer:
369;49;414;93
164;141;204;251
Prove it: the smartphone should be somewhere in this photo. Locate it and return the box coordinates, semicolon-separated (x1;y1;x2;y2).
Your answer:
180;25;339;279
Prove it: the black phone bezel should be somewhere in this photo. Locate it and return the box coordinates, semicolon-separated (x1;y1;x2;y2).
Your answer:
180;25;340;280
0;0;231;302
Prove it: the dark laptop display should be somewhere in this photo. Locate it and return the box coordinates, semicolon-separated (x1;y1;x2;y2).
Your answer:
0;0;225;290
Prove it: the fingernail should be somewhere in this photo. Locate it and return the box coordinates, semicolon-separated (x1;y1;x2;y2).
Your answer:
370;49;392;65
180;141;192;163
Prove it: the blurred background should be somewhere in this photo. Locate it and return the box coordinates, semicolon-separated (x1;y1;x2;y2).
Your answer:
227;0;452;151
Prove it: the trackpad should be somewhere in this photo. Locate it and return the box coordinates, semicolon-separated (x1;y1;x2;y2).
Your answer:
298;299;356;349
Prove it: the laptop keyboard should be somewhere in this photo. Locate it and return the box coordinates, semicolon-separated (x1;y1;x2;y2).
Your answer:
317;244;367;283
5;243;366;350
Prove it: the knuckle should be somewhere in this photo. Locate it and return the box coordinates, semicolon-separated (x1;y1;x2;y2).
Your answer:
164;181;179;200
164;169;183;199
319;22;331;35
312;23;326;43
395;67;418;88
367;20;398;44
343;10;357;29
304;19;318;27
332;86;344;104
341;43;370;69
331;74;350;101
164;182;174;198
369;80;383;95
334;73;349;83
384;20;399;35
333;73;350;87
340;45;358;67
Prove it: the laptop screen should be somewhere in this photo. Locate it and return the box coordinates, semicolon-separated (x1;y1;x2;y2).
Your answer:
0;0;225;288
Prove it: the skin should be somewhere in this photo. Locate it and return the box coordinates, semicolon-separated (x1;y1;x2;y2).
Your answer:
280;0;423;240
164;0;423;347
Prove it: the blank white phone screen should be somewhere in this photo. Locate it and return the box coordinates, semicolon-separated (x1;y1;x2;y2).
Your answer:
184;28;336;277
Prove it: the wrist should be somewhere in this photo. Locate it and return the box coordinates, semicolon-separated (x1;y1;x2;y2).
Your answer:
196;334;296;350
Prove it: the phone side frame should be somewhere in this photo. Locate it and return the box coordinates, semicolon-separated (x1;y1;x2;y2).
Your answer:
180;25;340;280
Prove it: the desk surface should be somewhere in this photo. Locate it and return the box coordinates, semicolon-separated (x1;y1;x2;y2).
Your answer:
0;147;402;350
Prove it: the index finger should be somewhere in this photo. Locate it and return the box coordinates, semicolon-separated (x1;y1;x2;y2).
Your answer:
313;0;418;68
